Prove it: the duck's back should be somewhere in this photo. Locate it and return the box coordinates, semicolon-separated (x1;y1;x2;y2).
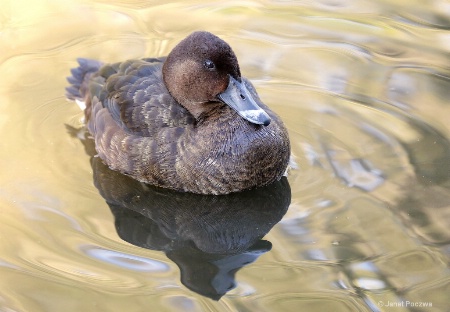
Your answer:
91;58;195;136
67;58;195;188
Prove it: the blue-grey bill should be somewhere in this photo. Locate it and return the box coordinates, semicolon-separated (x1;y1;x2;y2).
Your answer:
218;76;271;126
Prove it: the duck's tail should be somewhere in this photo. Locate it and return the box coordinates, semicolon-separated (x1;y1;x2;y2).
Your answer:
66;58;103;111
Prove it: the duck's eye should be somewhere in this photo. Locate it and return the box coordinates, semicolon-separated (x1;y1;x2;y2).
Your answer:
204;60;216;70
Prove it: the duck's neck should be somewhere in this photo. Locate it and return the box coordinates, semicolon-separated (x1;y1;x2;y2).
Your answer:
194;102;231;125
193;104;262;140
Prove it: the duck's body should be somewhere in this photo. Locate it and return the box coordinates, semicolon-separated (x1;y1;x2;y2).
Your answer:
67;32;290;195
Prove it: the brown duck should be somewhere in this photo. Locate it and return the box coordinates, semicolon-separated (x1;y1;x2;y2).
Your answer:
66;31;290;195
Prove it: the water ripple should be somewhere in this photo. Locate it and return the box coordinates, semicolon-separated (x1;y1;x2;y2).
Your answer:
82;245;169;272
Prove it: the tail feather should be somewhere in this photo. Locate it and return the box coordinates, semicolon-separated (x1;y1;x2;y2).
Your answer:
66;58;103;103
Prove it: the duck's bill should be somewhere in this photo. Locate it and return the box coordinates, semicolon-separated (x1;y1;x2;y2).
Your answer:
218;76;271;126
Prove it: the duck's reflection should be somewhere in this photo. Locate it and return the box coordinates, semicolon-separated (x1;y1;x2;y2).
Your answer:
90;148;291;300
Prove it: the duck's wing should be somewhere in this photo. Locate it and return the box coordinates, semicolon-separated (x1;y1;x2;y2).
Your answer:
96;58;195;137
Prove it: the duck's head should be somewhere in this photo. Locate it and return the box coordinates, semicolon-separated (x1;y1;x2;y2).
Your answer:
162;31;271;126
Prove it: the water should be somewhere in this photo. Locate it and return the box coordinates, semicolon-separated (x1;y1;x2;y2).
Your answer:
1;0;449;311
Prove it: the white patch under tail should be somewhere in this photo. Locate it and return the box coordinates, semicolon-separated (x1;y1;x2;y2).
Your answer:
75;99;86;111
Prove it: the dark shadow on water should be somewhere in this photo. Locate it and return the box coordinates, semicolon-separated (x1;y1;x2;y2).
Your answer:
69;127;291;300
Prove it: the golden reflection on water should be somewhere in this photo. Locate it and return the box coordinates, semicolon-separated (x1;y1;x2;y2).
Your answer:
1;0;450;311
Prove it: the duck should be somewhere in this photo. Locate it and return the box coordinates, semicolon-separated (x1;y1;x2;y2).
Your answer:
66;31;290;195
